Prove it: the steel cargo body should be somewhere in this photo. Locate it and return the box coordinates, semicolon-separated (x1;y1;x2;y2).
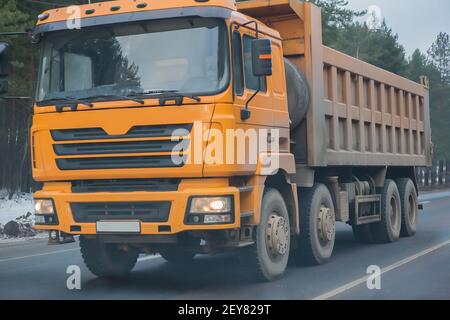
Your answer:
237;0;432;169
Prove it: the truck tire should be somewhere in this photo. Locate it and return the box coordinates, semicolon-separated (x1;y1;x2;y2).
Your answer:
243;188;290;282
79;236;139;278
396;178;418;237
370;180;402;243
297;184;336;265
352;224;375;244
284;58;310;129
159;247;196;264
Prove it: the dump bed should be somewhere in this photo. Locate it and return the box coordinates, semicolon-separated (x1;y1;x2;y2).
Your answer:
237;0;432;168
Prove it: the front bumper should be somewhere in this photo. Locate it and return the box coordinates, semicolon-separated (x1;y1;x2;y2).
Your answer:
33;178;240;235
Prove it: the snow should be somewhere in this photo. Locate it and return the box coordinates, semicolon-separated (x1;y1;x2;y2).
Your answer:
0;190;34;225
0;190;49;241
0;233;48;243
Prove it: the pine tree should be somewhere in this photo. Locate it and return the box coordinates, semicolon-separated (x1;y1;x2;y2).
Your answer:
309;0;366;46
330;20;407;75
428;32;450;84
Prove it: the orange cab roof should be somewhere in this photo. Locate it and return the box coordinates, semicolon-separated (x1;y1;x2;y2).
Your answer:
36;0;237;25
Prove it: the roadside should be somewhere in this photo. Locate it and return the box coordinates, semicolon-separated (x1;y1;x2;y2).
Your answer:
0;190;41;240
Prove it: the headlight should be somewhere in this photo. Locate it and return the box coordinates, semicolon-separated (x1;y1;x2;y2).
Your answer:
189;197;232;214
34;199;58;226
34;199;55;215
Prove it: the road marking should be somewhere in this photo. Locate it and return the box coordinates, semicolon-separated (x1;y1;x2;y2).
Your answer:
312;239;450;300
0;248;79;263
138;254;161;262
0;249;161;264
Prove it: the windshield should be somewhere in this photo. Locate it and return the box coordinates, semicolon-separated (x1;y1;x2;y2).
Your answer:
36;18;229;103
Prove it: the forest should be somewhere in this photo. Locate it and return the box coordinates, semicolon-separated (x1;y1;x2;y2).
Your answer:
0;0;449;196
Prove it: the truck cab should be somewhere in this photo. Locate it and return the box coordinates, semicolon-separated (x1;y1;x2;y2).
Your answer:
25;0;297;280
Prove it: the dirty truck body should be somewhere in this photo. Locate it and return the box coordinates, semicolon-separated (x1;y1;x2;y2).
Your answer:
30;0;431;281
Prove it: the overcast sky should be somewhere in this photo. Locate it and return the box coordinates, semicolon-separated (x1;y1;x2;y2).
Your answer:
346;0;450;57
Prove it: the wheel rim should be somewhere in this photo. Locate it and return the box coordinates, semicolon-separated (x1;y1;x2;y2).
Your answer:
317;205;335;245
390;197;400;231
408;193;417;225
266;213;289;262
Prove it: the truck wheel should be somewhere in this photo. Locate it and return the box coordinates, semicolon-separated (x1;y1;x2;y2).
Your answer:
352;224;375;243
370;180;402;243
244;188;290;282
79;236;139;278
159;248;196;264
397;178;418;237
297;184;336;265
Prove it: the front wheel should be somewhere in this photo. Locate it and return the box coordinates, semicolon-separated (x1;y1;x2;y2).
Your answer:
80;236;139;278
243;188;290;282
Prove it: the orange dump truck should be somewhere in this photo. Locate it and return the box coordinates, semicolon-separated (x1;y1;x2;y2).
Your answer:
0;0;431;281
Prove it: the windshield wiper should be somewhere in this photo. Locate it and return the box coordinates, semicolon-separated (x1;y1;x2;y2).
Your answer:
81;94;145;105
128;90;201;105
36;97;94;112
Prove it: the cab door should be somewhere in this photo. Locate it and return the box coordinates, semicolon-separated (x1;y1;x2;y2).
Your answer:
232;30;274;128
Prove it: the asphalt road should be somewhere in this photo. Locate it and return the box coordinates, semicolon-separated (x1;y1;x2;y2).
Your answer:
0;190;449;300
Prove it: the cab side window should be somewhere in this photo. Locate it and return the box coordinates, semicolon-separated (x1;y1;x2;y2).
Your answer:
232;31;244;96
243;35;267;92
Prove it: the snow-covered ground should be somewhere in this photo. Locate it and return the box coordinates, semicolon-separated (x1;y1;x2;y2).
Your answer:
0;190;44;240
0;190;34;225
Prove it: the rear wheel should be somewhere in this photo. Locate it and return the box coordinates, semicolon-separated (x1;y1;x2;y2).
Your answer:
397;178;418;237
296;184;336;265
370;180;402;243
79;236;139;278
243;188;290;282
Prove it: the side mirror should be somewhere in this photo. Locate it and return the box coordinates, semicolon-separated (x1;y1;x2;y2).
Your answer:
0;42;12;94
251;39;272;77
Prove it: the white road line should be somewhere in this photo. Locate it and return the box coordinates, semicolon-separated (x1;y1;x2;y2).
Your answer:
138;254;161;262
0;248;79;263
0;249;161;264
312;239;450;300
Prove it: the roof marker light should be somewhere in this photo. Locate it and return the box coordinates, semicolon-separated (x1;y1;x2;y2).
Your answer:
137;3;148;9
38;13;49;21
85;9;95;15
110;5;121;11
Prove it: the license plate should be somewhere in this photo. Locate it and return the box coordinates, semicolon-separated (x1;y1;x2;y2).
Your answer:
96;220;141;233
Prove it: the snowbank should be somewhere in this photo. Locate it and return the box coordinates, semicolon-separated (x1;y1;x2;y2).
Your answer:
0;190;40;239
0;190;34;225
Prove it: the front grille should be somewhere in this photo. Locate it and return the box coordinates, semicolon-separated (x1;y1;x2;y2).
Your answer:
51;124;192;170
71;202;171;223
53;140;189;156
56;155;186;170
72;179;180;193
51;124;192;141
